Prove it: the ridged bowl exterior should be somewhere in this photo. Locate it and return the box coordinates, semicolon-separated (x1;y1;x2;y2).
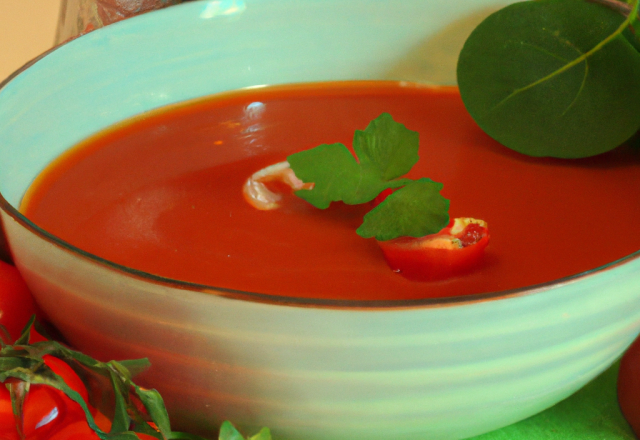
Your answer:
1;1;640;439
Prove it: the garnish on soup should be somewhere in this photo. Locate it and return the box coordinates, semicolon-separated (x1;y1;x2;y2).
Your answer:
377;217;490;281
457;0;640;158
372;189;489;281
243;161;313;210
244;113;489;280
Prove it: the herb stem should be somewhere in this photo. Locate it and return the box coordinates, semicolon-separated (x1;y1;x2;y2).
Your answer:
585;0;639;50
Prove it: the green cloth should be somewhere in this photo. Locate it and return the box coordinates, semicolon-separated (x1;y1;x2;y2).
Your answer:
469;361;636;439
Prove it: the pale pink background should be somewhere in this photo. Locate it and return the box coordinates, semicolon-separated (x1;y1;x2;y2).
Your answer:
0;1;62;81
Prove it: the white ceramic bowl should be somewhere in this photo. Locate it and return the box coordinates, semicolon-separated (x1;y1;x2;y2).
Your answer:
2;1;640;439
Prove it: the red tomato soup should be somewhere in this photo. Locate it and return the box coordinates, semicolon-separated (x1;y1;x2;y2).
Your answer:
19;81;640;301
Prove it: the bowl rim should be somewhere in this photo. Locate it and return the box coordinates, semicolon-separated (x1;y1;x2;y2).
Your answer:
2;17;639;311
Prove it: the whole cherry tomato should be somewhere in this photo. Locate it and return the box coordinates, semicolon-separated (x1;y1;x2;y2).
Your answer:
49;420;158;440
24;355;90;439
0;385;18;440
48;420;101;440
618;335;640;436
33;407;112;440
0;260;37;342
0;355;90;440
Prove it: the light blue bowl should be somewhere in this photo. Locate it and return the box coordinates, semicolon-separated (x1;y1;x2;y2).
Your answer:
1;1;640;439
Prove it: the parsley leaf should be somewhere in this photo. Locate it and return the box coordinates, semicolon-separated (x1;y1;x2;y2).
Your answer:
218;421;271;440
357;179;450;241
353;111;420;182
287;113;450;241
286;143;366;209
287;113;416;209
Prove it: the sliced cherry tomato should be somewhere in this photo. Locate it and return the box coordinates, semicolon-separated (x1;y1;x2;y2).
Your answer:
372;188;395;206
377;217;490;281
618;335;640;436
0;260;37;342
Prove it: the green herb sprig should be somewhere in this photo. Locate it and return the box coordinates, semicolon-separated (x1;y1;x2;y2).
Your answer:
457;0;640;158
1;317;269;440
287;113;450;241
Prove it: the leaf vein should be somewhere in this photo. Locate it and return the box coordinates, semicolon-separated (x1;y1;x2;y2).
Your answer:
489;0;639;113
562;59;589;116
517;41;573;64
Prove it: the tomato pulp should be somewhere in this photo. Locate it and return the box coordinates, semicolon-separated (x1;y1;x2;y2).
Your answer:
20;81;640;301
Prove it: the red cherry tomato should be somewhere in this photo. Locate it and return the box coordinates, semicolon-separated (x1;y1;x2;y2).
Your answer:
49;419;157;440
377;217;490;281
47;420;100;440
0;260;37;342
0;355;90;440
23;355;90;439
91;409;112;432
372;188;395;206
0;385;19;440
23;384;69;439
136;434;159;440
44;356;90;404
27;329;48;345
618;335;640;436
373;188;490;281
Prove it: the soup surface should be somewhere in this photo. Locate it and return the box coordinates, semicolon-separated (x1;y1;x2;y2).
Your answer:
20;81;640;301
